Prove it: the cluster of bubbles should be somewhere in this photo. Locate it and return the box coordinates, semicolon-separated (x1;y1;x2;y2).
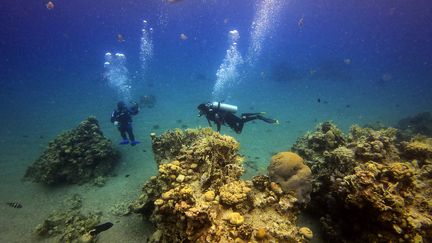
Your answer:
104;20;153;101
104;52;131;101
247;0;285;65
212;1;286;100
212;30;244;101
140;20;154;73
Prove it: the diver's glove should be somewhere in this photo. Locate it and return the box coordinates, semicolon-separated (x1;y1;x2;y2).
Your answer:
114;121;120;127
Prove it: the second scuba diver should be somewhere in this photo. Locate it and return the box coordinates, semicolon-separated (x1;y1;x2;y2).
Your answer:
111;101;140;146
197;102;278;134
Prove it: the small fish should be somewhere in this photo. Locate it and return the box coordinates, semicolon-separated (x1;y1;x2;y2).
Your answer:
317;98;321;103
90;222;113;236
180;33;188;41
46;1;54;10
117;34;125;43
6;202;22;208
125;174;130;178
298;15;304;28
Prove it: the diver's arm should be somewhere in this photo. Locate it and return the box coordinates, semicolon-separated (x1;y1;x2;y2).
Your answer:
206;118;212;127
110;111;117;123
216;122;221;132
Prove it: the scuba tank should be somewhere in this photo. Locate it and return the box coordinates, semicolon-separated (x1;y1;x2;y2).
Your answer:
210;102;238;113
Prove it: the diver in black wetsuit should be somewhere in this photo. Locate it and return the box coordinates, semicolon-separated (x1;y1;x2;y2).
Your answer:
197;102;278;134
111;101;140;146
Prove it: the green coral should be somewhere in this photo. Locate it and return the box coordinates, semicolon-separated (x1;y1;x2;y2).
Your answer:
24;117;119;185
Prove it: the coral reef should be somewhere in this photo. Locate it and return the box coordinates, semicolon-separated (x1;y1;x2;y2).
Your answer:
397;112;432;138
132;128;310;242
401;136;432;161
24;117;119;185
267;152;312;204
33;194;102;242
292;122;432;242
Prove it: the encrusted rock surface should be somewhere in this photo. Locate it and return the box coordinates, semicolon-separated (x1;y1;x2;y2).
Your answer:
33;194;101;242
292;122;432;242
132;128;310;242
24;117;119;185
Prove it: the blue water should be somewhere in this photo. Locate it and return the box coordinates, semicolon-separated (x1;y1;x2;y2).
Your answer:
0;0;431;241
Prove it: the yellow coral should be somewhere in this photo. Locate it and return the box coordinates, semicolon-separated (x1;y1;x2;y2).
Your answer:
154;199;164;206
229;212;244;225
255;227;267;240
204;190;215;202
220;181;251;205
299;227;313;240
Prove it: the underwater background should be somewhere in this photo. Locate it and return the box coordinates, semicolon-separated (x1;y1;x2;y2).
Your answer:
0;0;431;242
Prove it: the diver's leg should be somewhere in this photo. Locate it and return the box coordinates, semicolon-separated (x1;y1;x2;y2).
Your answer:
127;124;140;146
240;113;278;124
257;115;279;124
126;124;135;141
241;112;264;116
240;114;260;123
119;126;129;144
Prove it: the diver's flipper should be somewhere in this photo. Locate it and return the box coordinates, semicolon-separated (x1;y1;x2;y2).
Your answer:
131;141;141;146
119;140;129;145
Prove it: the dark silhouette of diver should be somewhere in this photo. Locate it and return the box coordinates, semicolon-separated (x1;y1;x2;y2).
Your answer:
197;102;278;134
111;101;140;146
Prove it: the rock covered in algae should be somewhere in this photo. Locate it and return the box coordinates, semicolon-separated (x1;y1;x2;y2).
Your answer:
132;128;308;242
267;152;312;204
34;209;101;242
292;121;432;242
33;195;101;242
401;136;432;161
397;112;432;138
24;117;119;185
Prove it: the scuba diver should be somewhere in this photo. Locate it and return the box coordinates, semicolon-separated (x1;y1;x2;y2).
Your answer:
111;101;140;146
197;102;278;134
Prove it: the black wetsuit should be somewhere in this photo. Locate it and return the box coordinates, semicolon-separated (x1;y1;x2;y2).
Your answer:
111;105;139;141
200;105;277;134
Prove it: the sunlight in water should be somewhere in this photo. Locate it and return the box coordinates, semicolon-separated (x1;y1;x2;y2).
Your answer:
247;0;287;65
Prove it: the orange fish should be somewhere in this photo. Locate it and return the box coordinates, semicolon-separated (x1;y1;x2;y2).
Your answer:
46;1;54;10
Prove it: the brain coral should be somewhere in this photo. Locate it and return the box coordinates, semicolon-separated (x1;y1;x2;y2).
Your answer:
268;152;312;203
219;180;251;206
